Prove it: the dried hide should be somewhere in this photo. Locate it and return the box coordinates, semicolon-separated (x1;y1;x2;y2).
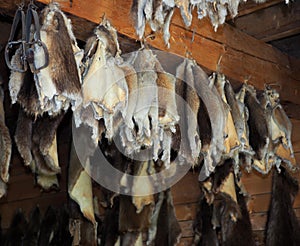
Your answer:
148;189;181;246
196;160;254;246
243;84;274;174
175;59;201;166
130;0;280;47
119;195;153;245
120;48;180;166
193;194;219;246
258;87;297;171
266;167;300;246
38;207;59;246
176;0;193;27
34;3;83;115
78;19;127;142
0;87;11;184
131;0;175;46
100;197;120;246
23;207;41;246
190;59;227;180
222;188;255;246
210;73;240;159
9;47;43;116
3;210;28;246
14;108;63;190
224;81;254;169
68;142;96;224
32;113;64;175
130;161;155;213
14;110;33;166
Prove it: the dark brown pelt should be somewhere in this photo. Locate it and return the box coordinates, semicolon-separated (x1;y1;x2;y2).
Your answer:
41;11;81;95
265;167;300;246
14;109;33;166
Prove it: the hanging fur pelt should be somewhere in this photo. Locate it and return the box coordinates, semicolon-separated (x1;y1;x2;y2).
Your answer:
195;159;254;246
3;209;28;246
34;3;83;115
265;167;300;246
22;207;41;246
14;108;64;190
0;87;11;187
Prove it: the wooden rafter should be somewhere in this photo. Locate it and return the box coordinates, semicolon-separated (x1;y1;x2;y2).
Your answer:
232;1;300;42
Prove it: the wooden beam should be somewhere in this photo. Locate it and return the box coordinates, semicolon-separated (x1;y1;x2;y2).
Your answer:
1;0;300;106
232;1;300;42
235;0;282;18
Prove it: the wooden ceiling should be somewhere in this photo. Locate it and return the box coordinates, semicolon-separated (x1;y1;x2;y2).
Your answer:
229;0;300;58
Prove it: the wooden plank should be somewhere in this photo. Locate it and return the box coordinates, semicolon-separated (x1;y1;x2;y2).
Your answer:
248;191;300;213
178;237;194;246
250;212;267;231
171;171;200;205
232;1;300;42
241;171;272;195
235;0;282;18
291;119;300;152
179;220;194;238
175;203;198;221
29;0;300;106
250;208;300;231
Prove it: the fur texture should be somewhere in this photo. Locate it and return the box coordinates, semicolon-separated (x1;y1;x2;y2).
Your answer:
154;189;182;246
35;3;82;114
14;109;33;166
3;210;27;246
193;194;219;246
23;207;41;246
266;167;300;246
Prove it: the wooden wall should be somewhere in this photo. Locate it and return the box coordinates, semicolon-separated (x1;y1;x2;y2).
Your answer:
0;13;299;245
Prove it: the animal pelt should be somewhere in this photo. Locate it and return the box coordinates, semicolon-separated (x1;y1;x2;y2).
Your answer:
193;194;219;246
3;209;28;246
100;197;120;246
35;3;83;114
0;87;11;183
243;84;273;174
210;73;240;158
196;181;254;246
38;207;59;246
119;195;153;233
22;207;41;246
52;206;72;246
78;19;127;142
9;47;43;116
222;186;255;246
258;87;297;171
265;167;300;246
131;0;175;46
14;107;63;190
32;112;64;174
191;60;227;180
151;189;182;246
68;142;96;224
14;109;33;166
